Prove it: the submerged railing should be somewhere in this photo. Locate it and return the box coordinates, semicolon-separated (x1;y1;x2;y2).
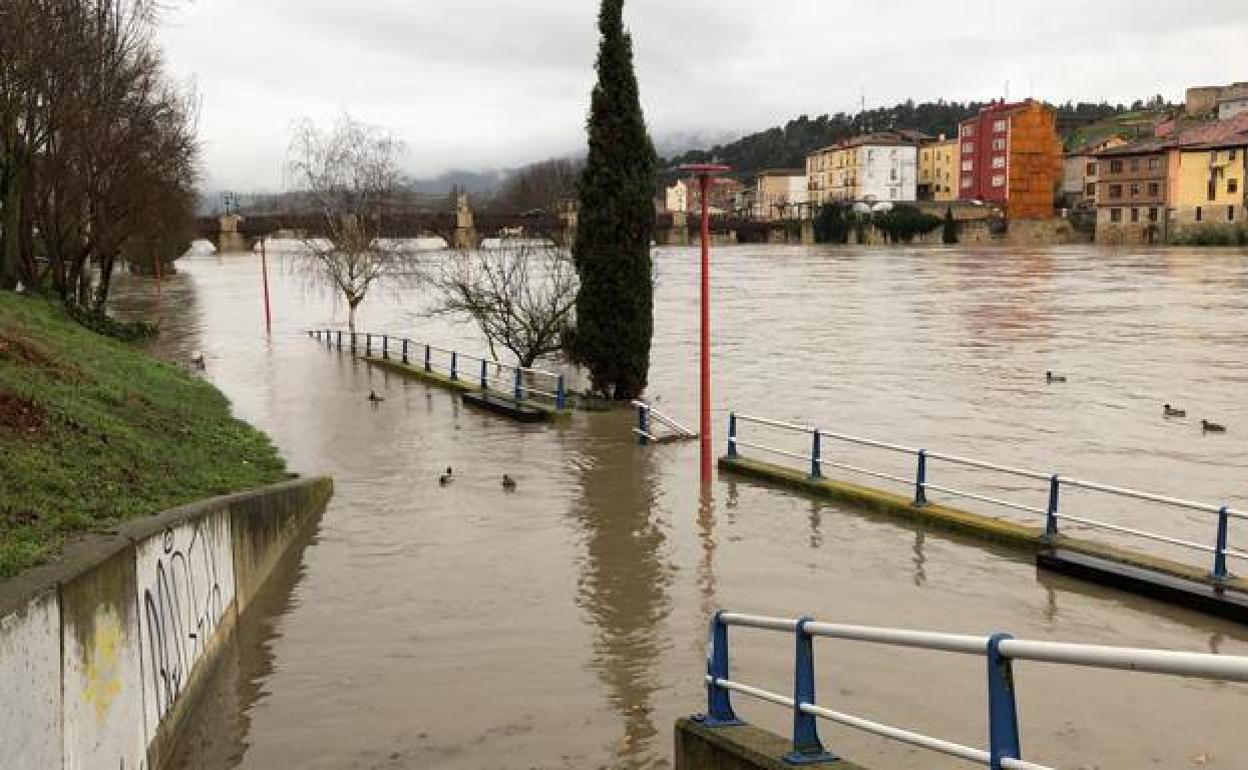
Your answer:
703;610;1248;768
632;400;697;445
308;329;567;410
725;411;1247;580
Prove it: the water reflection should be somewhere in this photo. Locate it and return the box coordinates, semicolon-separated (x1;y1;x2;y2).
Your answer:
167;520;322;769
695;490;719;626
570;413;672;767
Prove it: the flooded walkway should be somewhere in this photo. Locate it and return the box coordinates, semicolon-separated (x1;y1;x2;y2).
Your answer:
113;245;1248;768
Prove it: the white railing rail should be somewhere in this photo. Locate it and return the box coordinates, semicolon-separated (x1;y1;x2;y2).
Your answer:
702;610;1248;768
632;400;697;445
725;411;1246;579
307;329;567;410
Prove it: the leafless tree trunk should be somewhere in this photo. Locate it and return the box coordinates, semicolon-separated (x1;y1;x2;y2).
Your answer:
427;239;577;368
2;0;199;307
287;114;416;332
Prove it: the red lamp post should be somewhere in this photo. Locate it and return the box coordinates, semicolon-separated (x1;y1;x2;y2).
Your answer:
679;163;732;484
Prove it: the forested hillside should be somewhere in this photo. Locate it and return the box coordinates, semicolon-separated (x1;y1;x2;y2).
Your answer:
665;98;1169;175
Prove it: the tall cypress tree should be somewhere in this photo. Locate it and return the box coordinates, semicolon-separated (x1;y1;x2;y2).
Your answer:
572;0;656;400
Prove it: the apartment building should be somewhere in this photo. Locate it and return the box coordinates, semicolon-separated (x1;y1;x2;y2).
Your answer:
957;100;1062;219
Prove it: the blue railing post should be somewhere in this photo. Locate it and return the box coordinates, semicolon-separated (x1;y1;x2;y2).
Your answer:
324;330;331;348
382;335;389;359
810;430;822;479
480;359;488;389
556;375;567;410
700;611;741;727
366;334;372;356
727;412;738;458
1045;475;1061;539
514;368;524;401
1212;506;1230;581
336;330;342;349
987;633;1022;770
637;403;650;446
451;351;458;381
784;618;838;764
424;345;432;372
401;339;409;364
914;449;928;506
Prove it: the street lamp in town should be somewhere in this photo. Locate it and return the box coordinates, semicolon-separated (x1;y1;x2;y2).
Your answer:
679;163;733;484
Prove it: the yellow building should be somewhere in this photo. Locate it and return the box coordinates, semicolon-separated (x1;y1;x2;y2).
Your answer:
1167;139;1247;230
918;137;959;201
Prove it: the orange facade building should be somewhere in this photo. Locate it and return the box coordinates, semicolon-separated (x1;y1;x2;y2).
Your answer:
957;100;1062;219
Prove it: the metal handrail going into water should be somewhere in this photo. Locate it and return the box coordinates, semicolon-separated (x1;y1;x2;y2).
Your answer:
702;610;1248;769
632;400;697;445
307;329;567;410
725;411;1247;580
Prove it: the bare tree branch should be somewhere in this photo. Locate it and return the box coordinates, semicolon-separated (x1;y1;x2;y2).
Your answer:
427;239;577;368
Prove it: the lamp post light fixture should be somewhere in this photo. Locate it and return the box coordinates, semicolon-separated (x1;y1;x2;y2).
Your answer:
678;163;733;485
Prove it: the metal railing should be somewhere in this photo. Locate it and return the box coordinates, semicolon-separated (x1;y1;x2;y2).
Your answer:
632;400;697;445
307;329;567;410
725;411;1247;580
702;610;1248;769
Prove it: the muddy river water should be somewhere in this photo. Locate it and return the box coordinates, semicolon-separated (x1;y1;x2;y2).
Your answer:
112;244;1248;769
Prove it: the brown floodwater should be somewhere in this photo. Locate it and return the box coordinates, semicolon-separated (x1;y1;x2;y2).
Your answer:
111;244;1248;769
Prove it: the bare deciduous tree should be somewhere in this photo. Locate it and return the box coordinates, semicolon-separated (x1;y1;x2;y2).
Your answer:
287;114;414;331
428;239;577;368
2;0;199;309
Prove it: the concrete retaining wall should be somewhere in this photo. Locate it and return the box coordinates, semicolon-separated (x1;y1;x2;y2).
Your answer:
0;477;333;770
675;718;867;770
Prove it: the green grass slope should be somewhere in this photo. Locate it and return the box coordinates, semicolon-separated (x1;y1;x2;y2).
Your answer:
0;293;288;577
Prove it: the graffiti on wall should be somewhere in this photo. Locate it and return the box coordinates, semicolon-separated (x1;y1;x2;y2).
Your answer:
134;511;236;736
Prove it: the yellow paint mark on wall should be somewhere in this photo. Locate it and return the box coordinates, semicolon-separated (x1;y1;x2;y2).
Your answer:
82;608;124;727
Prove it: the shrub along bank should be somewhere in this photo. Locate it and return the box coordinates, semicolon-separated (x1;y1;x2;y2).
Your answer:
0;293;288;577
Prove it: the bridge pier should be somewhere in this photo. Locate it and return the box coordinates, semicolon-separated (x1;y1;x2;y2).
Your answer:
453;193;480;250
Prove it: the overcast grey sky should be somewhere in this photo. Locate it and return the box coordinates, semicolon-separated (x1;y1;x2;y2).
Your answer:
157;0;1247;191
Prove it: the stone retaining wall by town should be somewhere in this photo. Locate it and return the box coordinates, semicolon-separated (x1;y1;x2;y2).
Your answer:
0;476;333;770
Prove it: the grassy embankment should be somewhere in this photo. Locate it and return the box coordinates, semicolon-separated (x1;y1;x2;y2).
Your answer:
0;292;288;578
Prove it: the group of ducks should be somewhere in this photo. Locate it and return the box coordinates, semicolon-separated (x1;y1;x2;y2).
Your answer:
437;466;517;491
1045;372;1228;433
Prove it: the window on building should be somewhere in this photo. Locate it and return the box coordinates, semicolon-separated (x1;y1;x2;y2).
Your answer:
1110;208;1122;223
961;176;973;189
963;142;974;155
1148;208;1158;222
1208;179;1217;201
1130;158;1140;172
991;174;1006;188
1211;150;1218;164
991;156;1006;169
1196;206;1203;222
1130;208;1140;223
962;159;973;171
1231;149;1239;161
1148;157;1160;170
1230;179;1239;194
962;125;974;137
1130;184;1140;196
1231;206;1237;222
1086;183;1096;196
992;138;1006;151
992;119;1007;132
1148;182;1159;196
1108;184;1122;199
1086;162;1097;176
1110;160;1123;173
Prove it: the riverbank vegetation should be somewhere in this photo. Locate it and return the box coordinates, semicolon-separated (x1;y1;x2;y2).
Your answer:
572;0;657;401
813;203;944;245
0;0;199;312
0;293;287;578
286;114;417;332
1171;224;1248;247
